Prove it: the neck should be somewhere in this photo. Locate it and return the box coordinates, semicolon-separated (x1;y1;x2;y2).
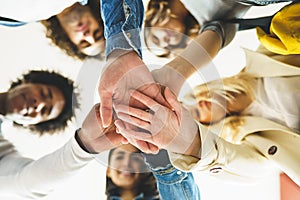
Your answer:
0;92;7;116
120;188;139;200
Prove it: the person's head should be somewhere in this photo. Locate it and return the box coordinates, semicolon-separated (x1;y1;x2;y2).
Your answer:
144;0;200;57
106;144;158;199
4;70;78;135
41;0;105;60
186;73;256;125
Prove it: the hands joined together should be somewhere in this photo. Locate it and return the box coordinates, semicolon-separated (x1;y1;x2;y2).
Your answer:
79;51;200;156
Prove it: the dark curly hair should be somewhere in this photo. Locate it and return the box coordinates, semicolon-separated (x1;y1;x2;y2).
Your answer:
105;147;159;199
144;0;200;58
10;70;79;135
41;0;103;60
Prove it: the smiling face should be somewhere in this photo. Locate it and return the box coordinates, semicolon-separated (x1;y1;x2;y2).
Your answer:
5;83;65;126
107;144;146;190
56;3;105;56
145;17;186;56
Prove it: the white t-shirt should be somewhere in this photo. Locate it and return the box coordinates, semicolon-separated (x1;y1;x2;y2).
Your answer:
243;76;300;132
0;0;84;22
180;0;248;25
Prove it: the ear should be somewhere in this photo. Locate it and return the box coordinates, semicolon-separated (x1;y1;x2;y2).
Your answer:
106;168;111;178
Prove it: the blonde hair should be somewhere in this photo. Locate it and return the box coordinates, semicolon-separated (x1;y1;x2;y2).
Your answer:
193;73;257;106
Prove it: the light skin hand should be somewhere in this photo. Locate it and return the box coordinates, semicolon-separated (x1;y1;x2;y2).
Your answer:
114;87;201;156
77;103;125;153
98;51;167;128
152;30;222;96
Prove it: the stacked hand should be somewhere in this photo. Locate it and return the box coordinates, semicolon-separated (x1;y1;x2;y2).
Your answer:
98;51;167;127
79;51;200;157
114;87;200;155
77;103;124;153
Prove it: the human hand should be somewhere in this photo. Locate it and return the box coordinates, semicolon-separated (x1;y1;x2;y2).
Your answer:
99;51;167;128
77;103;125;153
151;65;186;97
114;87;200;155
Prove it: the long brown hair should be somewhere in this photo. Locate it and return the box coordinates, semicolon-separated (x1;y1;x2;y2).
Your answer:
41;0;103;60
105;147;159;199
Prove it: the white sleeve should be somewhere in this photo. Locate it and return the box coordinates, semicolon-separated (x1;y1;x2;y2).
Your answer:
169;122;272;182
0;136;93;199
0;0;81;22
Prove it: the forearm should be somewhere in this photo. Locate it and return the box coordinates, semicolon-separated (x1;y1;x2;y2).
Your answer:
169;122;271;181
0;136;92;198
143;150;201;200
100;0;144;58
152;164;201;200
179;29;221;71
154;30;221;96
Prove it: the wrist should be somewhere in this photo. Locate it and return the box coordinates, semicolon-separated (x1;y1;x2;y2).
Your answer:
75;128;95;154
75;128;89;153
183;124;201;159
152;66;186;96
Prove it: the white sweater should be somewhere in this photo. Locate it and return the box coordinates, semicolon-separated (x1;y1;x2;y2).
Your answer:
0;133;92;199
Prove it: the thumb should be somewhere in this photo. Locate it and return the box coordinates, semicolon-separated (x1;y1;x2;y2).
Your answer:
100;96;112;128
164;87;181;118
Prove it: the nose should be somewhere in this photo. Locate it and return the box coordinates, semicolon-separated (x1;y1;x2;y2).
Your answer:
122;155;132;168
157;32;169;48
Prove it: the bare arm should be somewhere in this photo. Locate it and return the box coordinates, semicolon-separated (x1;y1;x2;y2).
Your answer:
152;30;222;96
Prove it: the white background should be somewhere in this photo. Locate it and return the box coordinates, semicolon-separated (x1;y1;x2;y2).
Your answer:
0;2;287;200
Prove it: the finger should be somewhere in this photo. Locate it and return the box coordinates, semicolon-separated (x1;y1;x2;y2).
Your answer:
99;97;112;128
130;90;160;112
164;87;181;118
115;120;152;141
117;112;151;130
144;141;159;154
121;137;128;144
135;140;159;154
94;103;102;126
115;104;152;122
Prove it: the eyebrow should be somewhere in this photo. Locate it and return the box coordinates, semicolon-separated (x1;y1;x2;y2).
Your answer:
115;151;125;156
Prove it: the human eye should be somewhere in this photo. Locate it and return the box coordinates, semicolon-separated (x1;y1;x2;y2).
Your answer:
132;154;144;163
94;28;103;42
115;155;124;160
151;35;159;46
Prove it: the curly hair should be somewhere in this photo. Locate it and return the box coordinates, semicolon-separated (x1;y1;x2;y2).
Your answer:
144;0;200;58
41;0;103;60
105;147;159;199
10;70;79;135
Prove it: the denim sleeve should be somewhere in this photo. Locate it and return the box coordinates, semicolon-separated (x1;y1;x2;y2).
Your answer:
100;0;144;58
150;164;201;200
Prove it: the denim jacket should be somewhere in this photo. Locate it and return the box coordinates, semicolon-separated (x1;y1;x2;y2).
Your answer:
150;164;201;200
100;0;144;58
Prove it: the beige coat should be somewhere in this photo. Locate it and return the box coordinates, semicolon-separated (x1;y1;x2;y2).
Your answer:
169;47;300;185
